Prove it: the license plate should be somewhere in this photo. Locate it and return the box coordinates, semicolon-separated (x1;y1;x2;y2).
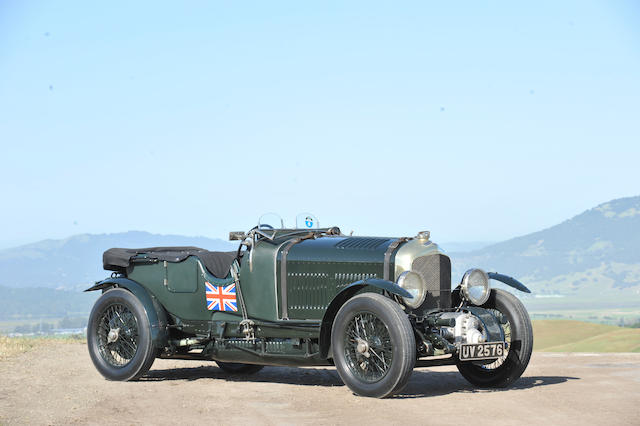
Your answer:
459;342;505;361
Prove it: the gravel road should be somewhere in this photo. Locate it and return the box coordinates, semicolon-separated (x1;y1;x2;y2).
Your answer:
0;343;638;425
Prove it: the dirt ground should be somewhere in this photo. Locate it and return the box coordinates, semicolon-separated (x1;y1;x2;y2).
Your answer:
0;343;638;425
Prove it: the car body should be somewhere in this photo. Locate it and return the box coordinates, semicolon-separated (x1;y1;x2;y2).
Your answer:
86;214;533;397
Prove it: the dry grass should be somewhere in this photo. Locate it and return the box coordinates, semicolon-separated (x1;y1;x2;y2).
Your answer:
0;335;85;361
0;336;44;360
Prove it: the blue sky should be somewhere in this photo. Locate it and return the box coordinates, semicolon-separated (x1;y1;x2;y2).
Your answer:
1;1;639;248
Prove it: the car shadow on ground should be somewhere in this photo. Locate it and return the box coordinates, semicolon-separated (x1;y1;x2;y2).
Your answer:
144;365;345;386
142;365;579;398
395;372;579;399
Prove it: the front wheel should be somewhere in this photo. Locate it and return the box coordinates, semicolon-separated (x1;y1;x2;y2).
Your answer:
331;293;416;398
87;288;156;381
456;289;533;387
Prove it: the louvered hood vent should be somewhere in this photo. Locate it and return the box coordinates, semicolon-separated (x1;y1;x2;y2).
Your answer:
334;237;391;250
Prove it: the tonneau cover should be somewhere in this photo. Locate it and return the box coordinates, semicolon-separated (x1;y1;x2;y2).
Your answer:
103;246;237;279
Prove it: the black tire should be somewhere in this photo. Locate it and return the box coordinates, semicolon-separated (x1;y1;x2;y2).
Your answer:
216;361;264;374
456;289;533;388
87;288;156;381
331;293;416;398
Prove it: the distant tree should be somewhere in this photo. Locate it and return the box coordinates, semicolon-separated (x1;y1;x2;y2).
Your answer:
13;324;31;334
628;321;640;328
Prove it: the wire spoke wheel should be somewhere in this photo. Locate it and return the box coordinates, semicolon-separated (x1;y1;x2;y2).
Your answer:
344;312;393;383
332;293;415;398
88;288;156;381
97;303;139;367
474;308;511;370
456;289;533;388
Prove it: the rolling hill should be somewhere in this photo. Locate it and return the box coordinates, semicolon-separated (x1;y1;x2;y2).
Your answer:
0;231;236;290
449;196;640;308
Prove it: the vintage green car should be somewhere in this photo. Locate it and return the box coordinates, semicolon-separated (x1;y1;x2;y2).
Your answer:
86;214;533;398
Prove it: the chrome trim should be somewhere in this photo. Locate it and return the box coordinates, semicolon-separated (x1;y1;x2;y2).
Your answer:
383;237;409;280
461;268;490;305
397;270;426;308
415;230;430;241
393;238;440;279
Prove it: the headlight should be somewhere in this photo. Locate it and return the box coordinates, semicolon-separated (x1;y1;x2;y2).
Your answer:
397;271;426;309
461;268;490;305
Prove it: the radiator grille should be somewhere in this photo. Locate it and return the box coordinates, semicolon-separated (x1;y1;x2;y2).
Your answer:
411;254;451;309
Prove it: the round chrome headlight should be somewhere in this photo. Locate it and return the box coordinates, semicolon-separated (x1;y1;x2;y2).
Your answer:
397;271;426;309
461;268;490;305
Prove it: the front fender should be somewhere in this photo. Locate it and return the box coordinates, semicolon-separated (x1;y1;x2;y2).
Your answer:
318;278;410;359
86;278;169;349
488;272;531;293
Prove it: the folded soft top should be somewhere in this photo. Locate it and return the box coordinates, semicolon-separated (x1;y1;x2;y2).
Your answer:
103;246;237;279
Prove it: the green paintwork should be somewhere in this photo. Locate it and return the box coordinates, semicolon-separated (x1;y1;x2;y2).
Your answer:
95;233;453;338
87;228;513;368
127;256;237;321
275;236;392;320
236;238;283;321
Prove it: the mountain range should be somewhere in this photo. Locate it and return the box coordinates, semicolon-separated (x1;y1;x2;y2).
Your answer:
0;231;235;291
1;195;639;320
0;232;235;321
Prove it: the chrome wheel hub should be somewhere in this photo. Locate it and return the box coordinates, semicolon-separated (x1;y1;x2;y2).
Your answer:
107;328;120;344
356;338;370;358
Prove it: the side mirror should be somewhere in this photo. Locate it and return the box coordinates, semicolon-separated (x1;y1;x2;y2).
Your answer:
229;231;247;241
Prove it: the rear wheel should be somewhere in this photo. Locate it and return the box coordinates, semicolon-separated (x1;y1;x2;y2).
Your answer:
331;293;415;398
216;361;264;374
87;288;156;381
456;289;533;387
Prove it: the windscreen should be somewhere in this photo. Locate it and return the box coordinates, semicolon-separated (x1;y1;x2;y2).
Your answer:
258;213;284;230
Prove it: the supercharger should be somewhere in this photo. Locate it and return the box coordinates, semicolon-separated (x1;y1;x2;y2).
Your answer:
438;312;486;345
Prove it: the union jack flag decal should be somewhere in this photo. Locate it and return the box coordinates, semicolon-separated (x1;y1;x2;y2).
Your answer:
205;282;238;312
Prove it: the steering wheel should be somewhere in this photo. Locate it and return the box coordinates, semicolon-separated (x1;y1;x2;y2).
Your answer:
237;224;273;259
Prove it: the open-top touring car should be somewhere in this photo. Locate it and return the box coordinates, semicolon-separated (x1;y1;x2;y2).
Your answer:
86;214;533;398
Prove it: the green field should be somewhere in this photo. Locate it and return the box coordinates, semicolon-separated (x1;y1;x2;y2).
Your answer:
533;320;640;352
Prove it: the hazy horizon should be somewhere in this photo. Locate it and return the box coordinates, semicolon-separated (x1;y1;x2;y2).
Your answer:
0;226;498;251
2;192;636;250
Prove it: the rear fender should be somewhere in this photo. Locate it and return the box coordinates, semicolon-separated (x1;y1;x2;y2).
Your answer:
86;278;169;349
318;278;411;359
